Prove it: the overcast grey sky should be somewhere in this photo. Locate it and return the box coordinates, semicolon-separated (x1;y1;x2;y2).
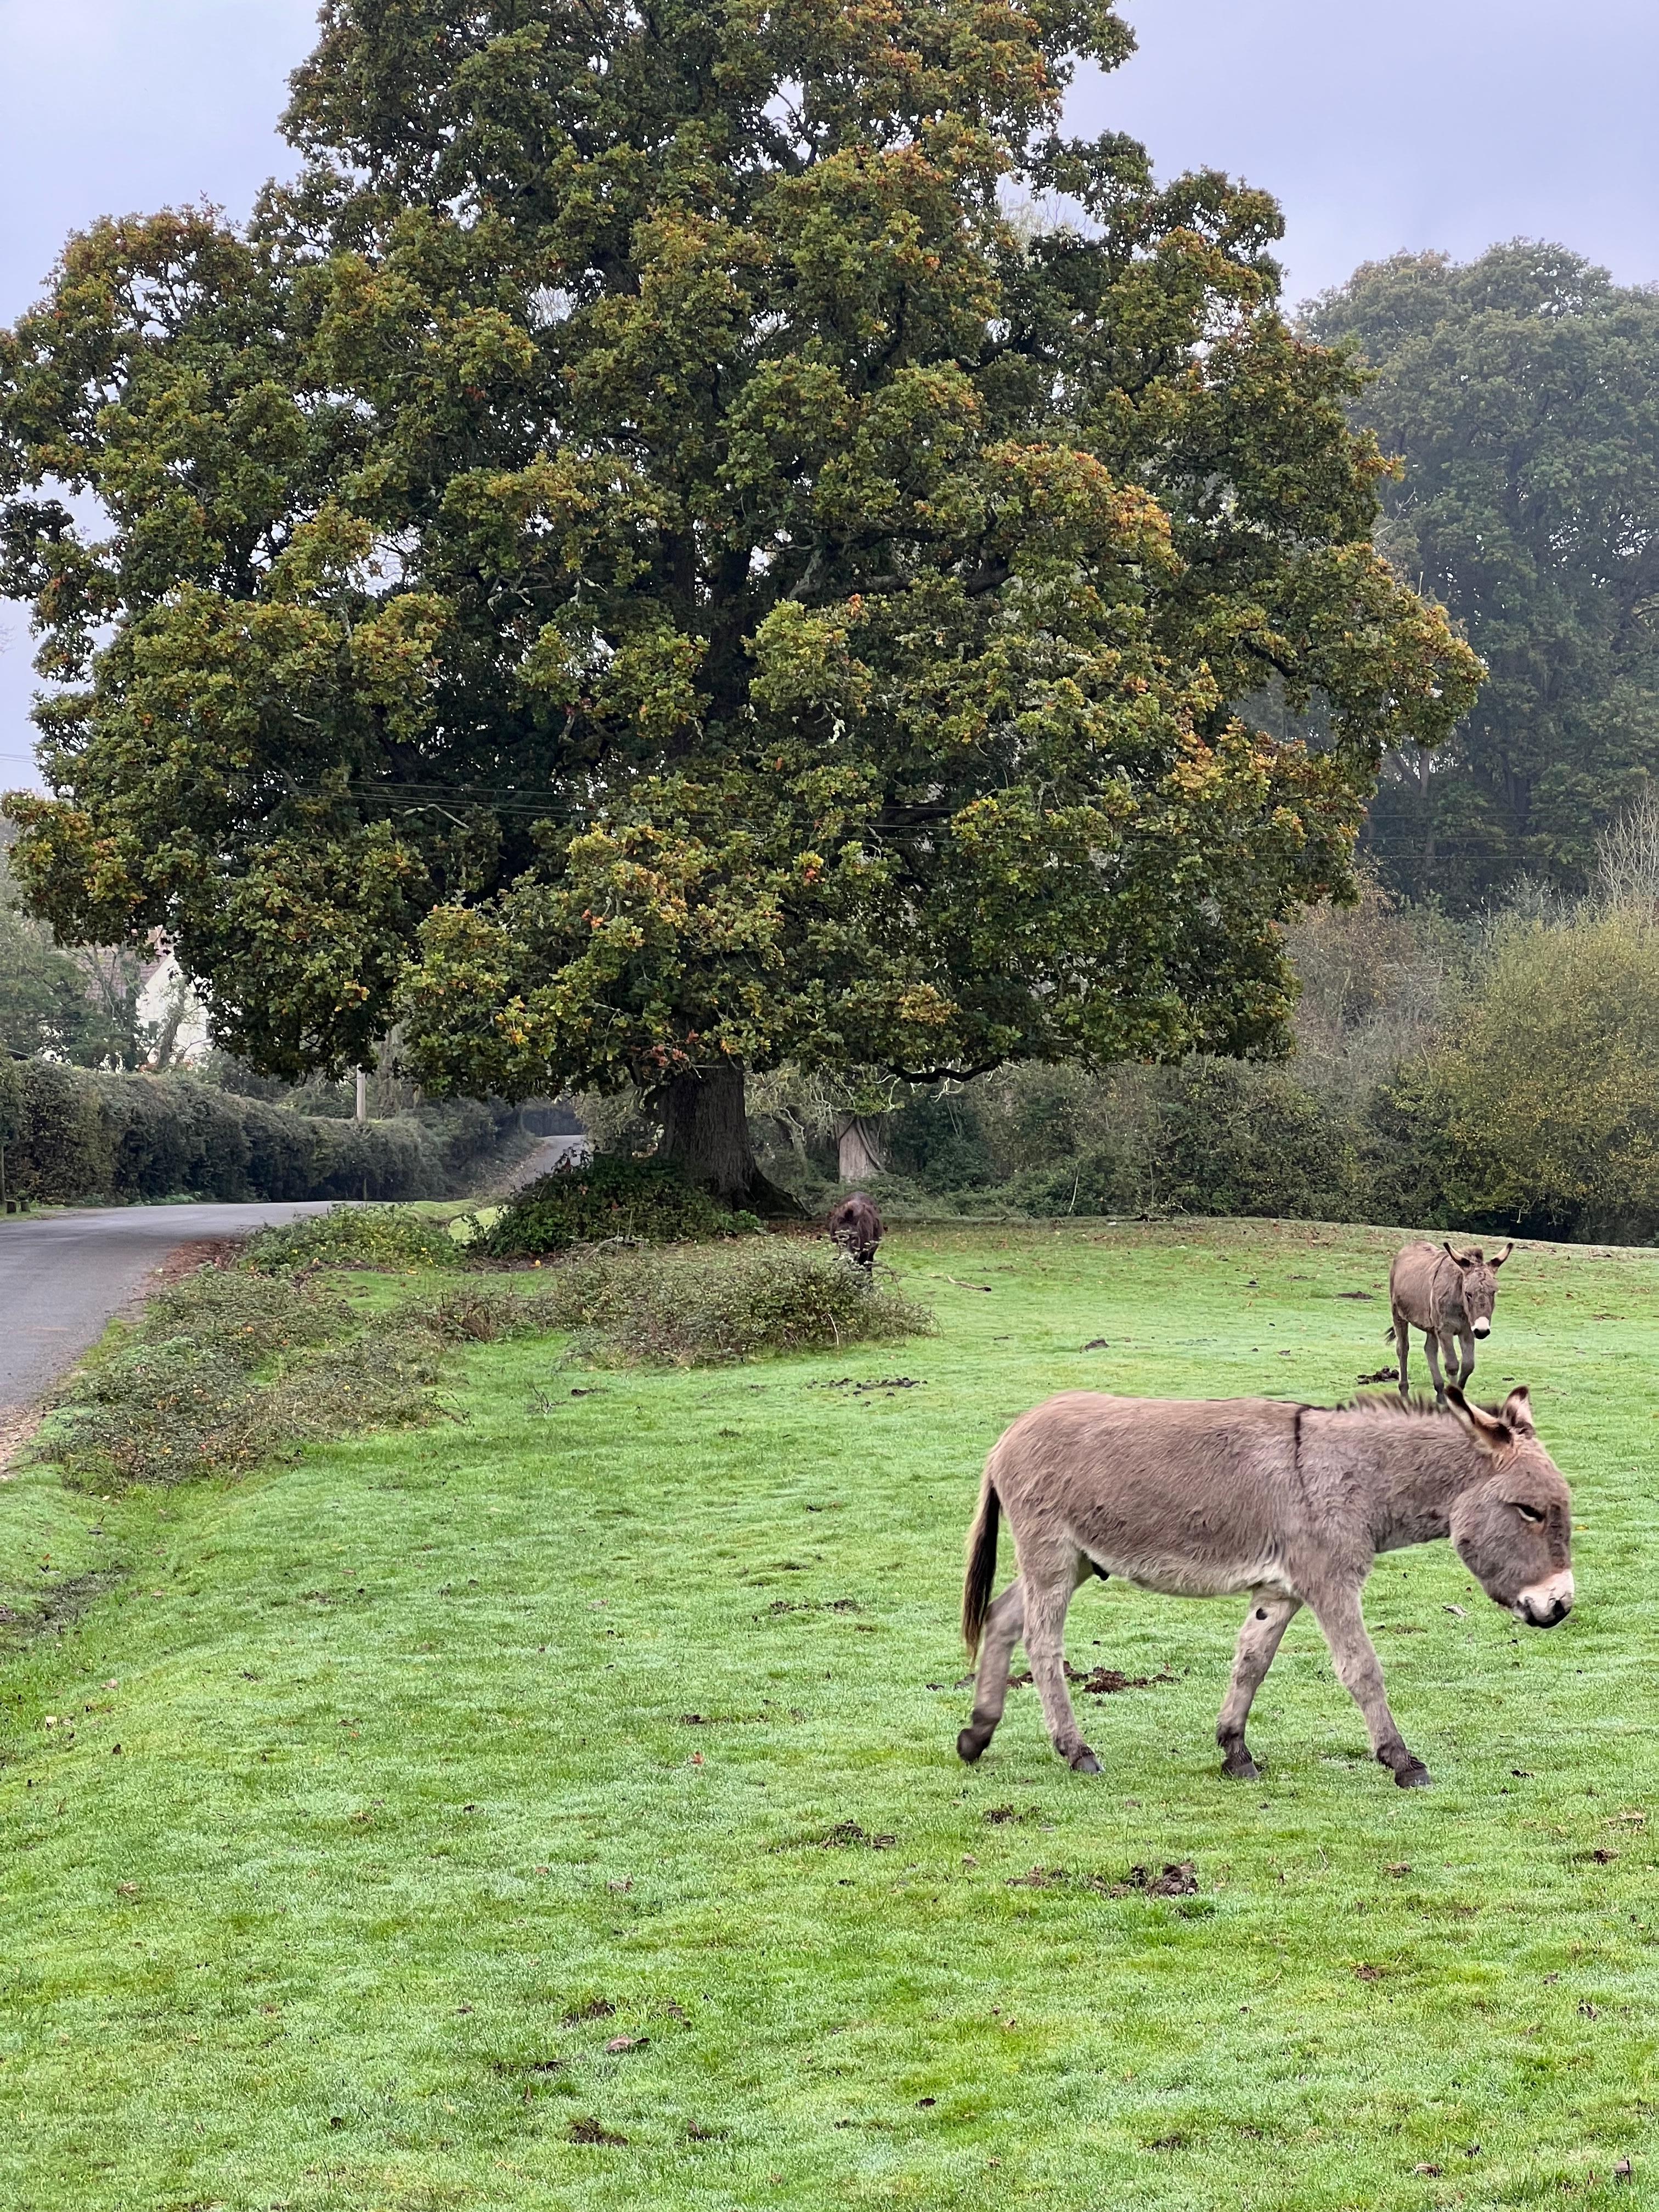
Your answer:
3;0;1657;790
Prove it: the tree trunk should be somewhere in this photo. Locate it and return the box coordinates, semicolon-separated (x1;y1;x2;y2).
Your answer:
653;1061;804;1215
834;1113;887;1184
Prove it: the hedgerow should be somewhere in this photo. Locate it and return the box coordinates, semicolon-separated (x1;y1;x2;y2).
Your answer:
1;1064;521;1205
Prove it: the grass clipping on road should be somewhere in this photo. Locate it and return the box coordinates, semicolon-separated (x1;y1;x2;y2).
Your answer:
37;1232;927;1487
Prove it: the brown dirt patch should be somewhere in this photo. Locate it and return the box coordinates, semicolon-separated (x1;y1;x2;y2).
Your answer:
145;1237;246;1291
1007;1662;1174;1693
0;1406;43;1480
567;2117;628;2147
0;1567;121;1648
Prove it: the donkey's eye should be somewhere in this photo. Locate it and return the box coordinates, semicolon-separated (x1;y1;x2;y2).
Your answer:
1514;1503;1544;1525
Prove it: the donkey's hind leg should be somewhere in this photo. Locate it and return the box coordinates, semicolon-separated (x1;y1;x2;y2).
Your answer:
1393;1314;1411;1399
1308;1582;1430;1787
1216;1592;1301;1779
957;1580;1025;1764
1024;1556;1098;1775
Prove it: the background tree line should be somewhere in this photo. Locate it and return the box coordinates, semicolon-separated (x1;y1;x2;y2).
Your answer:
1306;240;1659;910
736;797;1659;1244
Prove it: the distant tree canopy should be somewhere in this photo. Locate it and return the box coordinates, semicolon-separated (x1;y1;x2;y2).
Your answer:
0;839;143;1065
0;0;1476;1200
1307;242;1659;910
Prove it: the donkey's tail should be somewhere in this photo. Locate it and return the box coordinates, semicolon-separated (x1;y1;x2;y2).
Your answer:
961;1462;1002;1662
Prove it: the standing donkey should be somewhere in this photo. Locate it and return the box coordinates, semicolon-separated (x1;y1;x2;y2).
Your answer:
1390;1239;1512;1401
957;1385;1572;1788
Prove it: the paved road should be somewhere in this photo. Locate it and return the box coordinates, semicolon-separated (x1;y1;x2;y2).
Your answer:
495;1133;590;1193
0;1201;329;1414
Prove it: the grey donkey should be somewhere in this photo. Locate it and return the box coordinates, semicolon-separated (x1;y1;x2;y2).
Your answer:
1390;1239;1512;1401
958;1385;1572;1788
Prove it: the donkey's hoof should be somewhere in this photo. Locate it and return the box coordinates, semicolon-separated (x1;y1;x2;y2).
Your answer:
1220;1747;1260;1782
1069;1746;1102;1776
957;1726;987;1765
1393;1760;1433;1789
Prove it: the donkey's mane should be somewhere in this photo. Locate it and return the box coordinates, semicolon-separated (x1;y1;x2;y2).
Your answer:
1334;1390;1452;1420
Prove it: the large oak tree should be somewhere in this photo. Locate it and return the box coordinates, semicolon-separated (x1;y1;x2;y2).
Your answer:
0;0;1477;1200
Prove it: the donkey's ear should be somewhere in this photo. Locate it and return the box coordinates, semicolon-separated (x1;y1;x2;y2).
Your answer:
1490;1242;1514;1269
1443;1242;1472;1269
1444;1383;1509;1447
1502;1385;1535;1435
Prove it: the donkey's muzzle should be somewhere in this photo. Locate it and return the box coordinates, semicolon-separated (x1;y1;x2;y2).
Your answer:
1472;1318;1491;1338
1513;1571;1574;1627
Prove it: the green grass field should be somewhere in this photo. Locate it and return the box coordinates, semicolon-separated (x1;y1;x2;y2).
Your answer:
3;1218;1658;2210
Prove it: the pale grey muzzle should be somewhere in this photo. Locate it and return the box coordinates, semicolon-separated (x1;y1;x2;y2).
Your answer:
1472;1318;1491;1338
1513;1570;1573;1627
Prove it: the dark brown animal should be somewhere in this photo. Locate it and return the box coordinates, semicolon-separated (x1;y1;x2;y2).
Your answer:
1390;1239;1512;1401
958;1384;1572;1788
827;1192;882;1272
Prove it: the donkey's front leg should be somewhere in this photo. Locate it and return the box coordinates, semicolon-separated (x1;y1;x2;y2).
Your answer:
957;1580;1025;1764
1023;1564;1098;1775
1455;1325;1477;1389
1216;1592;1301;1780
1421;1329;1449;1403
1310;1583;1431;1787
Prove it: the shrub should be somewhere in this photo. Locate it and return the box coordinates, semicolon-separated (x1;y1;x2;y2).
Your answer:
882;1090;998;1191
1410;910;1659;1242
242;1206;465;1274
1139;1060;1359;1221
481;1154;758;1256
539;1238;931;1366
401;1280;561;1341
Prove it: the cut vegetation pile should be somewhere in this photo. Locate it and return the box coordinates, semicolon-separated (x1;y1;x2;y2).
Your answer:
37;1202;930;1487
540;1238;930;1366
39;1268;543;1489
240;1205;466;1274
